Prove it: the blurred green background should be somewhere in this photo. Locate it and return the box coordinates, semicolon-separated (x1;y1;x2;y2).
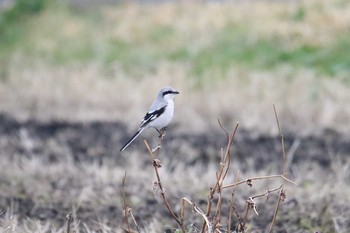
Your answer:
2;0;350;78
1;0;350;133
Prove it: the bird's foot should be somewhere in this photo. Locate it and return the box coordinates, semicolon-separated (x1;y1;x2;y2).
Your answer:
157;127;167;139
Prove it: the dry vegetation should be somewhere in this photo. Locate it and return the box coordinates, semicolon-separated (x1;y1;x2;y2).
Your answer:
0;0;350;232
130;111;294;233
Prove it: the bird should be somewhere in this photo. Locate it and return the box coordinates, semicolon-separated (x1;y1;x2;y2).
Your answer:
120;86;180;151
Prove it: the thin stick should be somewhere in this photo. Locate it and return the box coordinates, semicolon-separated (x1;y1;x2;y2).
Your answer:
250;185;283;200
269;189;285;233
239;185;284;232
213;121;236;229
201;122;239;233
181;198;212;231
73;220;81;232
144;140;185;233
121;172;132;232
228;170;240;232
129;210;141;233
66;212;72;233
273;104;286;174
270;105;290;232
242;202;250;232
213;183;223;230
222;174;296;190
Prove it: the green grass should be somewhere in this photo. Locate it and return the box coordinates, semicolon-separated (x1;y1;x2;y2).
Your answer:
2;1;350;81
189;24;350;78
0;0;48;56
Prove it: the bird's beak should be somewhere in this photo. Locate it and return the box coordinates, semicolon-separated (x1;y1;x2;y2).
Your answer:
174;91;180;94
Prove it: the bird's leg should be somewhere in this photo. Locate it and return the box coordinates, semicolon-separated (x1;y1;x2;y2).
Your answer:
152;127;167;155
159;127;167;139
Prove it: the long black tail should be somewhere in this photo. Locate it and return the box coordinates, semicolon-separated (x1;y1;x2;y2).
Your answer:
120;128;144;151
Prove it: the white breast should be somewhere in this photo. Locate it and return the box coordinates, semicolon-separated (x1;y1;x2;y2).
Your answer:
148;100;174;129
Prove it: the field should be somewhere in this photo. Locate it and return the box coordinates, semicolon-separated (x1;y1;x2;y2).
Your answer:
0;0;350;232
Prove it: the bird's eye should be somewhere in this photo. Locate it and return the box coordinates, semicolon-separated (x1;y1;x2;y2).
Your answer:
162;91;172;96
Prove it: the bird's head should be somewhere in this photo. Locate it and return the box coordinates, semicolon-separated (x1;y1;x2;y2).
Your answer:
158;86;180;101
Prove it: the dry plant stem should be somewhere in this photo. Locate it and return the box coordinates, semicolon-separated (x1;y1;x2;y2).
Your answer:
222;174;295;190
66;212;72;233
201;121;239;233
242;184;285;228
181;198;212;231
213;152;230;229
269;189;284;233
121;172;133;233
269;105;289;232
242;202;250;232
273;104;286;175
73;220;81;232
144;140;186;233
129;211;140;233
228;201;233;232
228;170;241;232
286;139;301;171
213;183;223;230
250;185;283;200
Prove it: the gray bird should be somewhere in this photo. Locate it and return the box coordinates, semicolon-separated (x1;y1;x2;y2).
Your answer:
120;86;180;151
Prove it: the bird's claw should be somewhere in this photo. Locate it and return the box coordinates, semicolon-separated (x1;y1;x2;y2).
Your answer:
157;127;167;138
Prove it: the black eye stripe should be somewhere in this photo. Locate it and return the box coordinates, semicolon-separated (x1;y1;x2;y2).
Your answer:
163;91;174;96
163;90;179;96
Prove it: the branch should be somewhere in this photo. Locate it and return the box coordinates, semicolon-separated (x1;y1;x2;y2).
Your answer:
144;140;185;233
121;172;131;232
181;198;212;232
201;122;239;233
222;174;296;190
269;189;286;233
121;172;140;233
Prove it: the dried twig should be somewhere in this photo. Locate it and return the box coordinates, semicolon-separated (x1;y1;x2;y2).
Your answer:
181;198;212;232
133;107;295;233
243;183;285;229
66;212;72;233
121;172;132;232
269;189;286;233
201;122;239;233
72;220;81;232
269;105;292;232
121;172;140;233
273;104;286;175
228;170;240;232
250;185;283;201
222;174;296;190
144;140;186;233
241;201;250;231
129;210;140;233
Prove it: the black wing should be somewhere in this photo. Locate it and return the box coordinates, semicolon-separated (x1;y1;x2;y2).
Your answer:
140;105;166;128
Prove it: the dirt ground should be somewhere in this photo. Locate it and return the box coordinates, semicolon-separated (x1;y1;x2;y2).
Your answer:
0;113;349;232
